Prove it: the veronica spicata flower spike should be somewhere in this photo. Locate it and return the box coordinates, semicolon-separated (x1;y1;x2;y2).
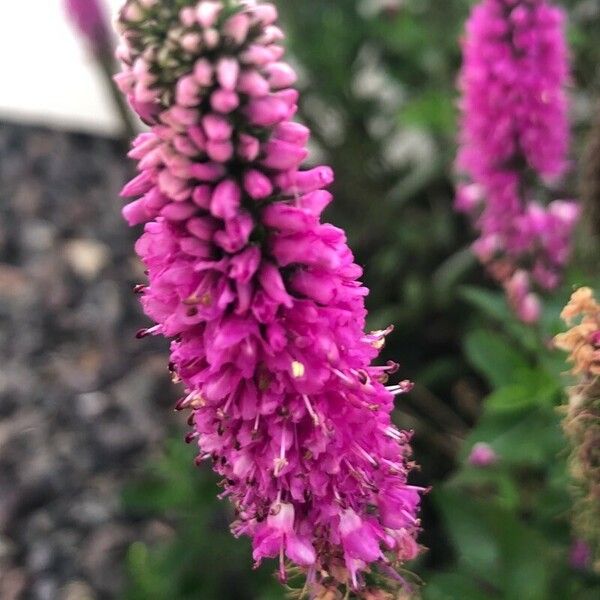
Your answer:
455;0;579;323
116;1;423;596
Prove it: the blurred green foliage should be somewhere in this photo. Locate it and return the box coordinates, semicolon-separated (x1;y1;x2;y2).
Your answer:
124;441;281;600
423;286;600;599
123;1;600;598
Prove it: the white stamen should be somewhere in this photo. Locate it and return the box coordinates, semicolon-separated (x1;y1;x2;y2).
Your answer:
302;395;320;426
332;368;353;385
273;429;288;476
353;442;378;467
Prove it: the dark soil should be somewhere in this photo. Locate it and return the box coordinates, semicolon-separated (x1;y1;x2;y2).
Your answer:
0;121;178;600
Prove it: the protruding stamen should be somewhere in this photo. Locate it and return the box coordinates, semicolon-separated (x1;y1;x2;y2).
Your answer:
353;442;378;467
386;380;414;395
384;426;404;441
185;431;199;444
273;428;288;476
332;368;354;386
302;394;320;426
175;391;205;411
135;325;160;339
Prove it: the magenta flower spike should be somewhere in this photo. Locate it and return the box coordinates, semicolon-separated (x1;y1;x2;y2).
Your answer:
64;0;111;52
455;0;579;322
116;1;422;596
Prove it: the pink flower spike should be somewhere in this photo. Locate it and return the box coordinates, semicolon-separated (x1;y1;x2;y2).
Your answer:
570;540;592;571
257;25;285;46
116;2;422;595
455;0;577;323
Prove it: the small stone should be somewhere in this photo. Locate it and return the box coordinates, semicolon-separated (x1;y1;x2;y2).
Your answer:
31;577;59;600
0;534;16;563
0;568;27;600
76;392;110;420
0;264;31;299
27;541;55;572
60;580;96;600
63;240;110;280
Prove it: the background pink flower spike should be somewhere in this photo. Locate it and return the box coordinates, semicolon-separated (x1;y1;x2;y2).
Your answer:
64;0;111;52
455;0;579;323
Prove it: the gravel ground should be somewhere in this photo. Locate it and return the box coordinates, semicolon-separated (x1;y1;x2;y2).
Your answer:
0;121;178;599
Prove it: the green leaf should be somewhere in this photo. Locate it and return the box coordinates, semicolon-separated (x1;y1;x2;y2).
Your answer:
486;384;537;413
433;488;502;584
464;406;563;466
126;542;170;600
400;90;456;133
460;286;512;324
485;369;560;413
460;286;540;351
433;487;551;599
464;329;530;387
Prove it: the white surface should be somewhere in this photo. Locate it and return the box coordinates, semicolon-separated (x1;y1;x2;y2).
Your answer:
0;0;130;136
